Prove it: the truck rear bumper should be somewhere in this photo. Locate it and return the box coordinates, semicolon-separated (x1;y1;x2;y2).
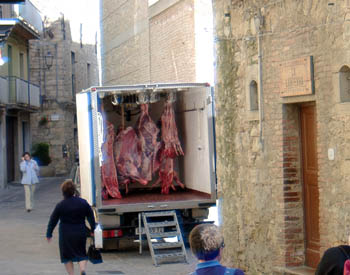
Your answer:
97;199;216;214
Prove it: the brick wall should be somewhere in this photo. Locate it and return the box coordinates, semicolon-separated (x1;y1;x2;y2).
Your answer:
101;0;150;85
149;0;196;83
282;104;304;267
101;0;212;85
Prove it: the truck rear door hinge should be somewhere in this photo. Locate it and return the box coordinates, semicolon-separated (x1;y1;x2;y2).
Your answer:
207;95;212;105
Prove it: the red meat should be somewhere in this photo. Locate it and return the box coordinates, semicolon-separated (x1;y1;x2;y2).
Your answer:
160;102;184;158
136;104;161;181
153;154;184;195
114;127;148;192
101;122;122;199
153;101;185;194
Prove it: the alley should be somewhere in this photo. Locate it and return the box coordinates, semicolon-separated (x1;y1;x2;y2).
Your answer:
0;177;197;275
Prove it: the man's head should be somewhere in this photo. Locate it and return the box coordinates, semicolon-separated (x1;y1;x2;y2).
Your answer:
189;224;224;261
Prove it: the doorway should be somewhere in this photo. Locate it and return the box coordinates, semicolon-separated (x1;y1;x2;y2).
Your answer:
6;116;16;182
22;121;30;153
300;104;320;268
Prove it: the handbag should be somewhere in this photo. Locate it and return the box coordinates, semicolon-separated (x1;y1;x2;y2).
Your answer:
339;246;350;275
87;242;103;264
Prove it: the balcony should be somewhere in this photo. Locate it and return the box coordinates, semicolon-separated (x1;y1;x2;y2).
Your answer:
8;76;40;109
14;1;42;33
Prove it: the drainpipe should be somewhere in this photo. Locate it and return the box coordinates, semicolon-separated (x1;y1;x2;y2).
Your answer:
55;43;58;99
38;48;42;110
254;11;264;149
27;46;30;106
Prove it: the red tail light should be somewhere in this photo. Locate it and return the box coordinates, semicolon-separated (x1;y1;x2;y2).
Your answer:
103;229;123;238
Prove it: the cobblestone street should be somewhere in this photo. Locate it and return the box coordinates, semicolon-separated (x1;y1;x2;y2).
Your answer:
0;177;197;275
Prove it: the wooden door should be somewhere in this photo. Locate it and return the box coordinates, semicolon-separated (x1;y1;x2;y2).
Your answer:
300;105;320;268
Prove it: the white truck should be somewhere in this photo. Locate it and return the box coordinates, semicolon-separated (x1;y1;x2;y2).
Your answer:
76;83;217;248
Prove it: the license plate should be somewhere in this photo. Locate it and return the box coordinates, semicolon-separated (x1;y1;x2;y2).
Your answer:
136;227;164;235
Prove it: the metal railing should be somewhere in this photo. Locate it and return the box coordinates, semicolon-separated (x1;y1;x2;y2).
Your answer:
8;76;40;108
0;76;9;104
29;83;40;107
16;77;28;104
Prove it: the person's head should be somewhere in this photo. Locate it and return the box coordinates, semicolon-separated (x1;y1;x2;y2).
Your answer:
61;179;77;198
22;152;31;161
189;224;224;262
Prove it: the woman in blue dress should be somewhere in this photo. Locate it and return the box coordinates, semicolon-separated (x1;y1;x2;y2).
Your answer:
46;179;96;275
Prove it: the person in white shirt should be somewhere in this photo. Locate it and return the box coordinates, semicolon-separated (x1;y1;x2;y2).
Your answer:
20;152;39;212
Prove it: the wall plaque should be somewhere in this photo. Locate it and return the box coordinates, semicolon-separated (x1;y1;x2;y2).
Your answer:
279;56;314;97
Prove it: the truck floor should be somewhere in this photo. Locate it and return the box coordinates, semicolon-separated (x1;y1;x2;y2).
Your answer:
102;188;211;205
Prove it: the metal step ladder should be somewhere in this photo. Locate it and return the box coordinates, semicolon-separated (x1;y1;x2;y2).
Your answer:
139;210;188;266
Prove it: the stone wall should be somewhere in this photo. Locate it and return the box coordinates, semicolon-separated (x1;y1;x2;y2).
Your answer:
213;0;350;273
29;19;99;175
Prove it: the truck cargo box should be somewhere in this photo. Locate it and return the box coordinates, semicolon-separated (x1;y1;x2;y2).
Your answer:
76;83;216;214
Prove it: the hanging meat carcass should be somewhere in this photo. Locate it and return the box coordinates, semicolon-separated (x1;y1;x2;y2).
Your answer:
154;156;184;195
154;101;185;194
114;127;148;193
136;104;161;181
101;122;122;199
160;101;184;158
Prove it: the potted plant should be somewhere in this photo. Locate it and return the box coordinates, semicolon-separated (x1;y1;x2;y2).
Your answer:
31;142;55;176
31;142;51;166
38;116;48;127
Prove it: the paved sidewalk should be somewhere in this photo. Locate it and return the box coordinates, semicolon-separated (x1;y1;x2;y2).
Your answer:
0;177;197;275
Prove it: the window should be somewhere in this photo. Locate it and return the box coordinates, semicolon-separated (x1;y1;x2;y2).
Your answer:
87;63;91;87
22;121;29;153
8;45;12;76
10;5;14;17
71;51;76;97
19;53;24;79
339;65;350;103
0;6;3;18
249;80;259;111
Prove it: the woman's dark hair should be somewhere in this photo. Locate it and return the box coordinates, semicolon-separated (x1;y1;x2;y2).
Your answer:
22;152;31;157
61;179;77;198
189;224;224;261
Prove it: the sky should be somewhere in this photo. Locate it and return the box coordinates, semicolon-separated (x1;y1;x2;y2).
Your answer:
31;0;100;45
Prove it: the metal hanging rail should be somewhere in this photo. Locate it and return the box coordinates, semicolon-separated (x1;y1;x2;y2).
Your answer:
80;82;210;94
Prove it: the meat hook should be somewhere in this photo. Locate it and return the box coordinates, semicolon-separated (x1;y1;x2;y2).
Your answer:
136;91;149;105
111;94;122;106
167;91;176;103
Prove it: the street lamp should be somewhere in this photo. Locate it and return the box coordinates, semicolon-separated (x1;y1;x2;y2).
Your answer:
44;51;53;70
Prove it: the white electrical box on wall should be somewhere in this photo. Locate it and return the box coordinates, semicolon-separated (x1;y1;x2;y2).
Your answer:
328;148;335;161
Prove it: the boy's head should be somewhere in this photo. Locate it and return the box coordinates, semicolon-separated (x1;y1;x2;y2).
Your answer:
189;224;224;261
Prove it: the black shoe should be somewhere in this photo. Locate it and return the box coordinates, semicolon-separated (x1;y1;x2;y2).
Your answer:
27;209;31;212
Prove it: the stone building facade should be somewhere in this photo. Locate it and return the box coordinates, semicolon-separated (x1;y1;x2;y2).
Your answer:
29;19;99;175
101;0;213;85
213;0;350;273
